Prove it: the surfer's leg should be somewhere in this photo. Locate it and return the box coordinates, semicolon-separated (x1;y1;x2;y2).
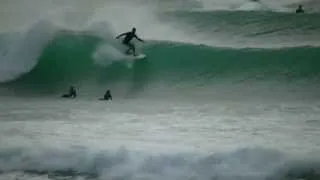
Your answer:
123;42;131;54
128;43;136;56
125;46;131;54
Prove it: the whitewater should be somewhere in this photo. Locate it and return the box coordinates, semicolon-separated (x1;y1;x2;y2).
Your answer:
0;0;320;180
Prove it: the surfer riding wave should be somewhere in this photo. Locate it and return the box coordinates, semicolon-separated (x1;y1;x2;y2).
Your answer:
116;27;144;56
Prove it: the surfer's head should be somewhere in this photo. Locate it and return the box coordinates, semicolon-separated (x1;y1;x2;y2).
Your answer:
132;27;136;33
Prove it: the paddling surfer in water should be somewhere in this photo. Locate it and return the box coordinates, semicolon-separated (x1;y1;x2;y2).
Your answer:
296;4;305;14
116;27;144;56
61;86;77;98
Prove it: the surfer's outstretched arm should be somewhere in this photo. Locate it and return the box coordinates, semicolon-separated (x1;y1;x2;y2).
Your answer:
116;32;128;39
134;35;144;42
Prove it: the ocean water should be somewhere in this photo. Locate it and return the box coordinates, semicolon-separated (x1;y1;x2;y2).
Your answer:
1;0;320;180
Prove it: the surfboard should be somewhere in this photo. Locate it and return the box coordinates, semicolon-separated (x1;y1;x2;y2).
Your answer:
126;54;147;60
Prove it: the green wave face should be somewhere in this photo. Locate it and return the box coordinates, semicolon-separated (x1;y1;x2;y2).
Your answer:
1;32;320;99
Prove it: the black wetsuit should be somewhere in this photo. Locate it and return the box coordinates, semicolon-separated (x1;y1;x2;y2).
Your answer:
296;6;304;13
116;30;143;56
103;90;112;100
122;32;138;54
62;87;77;98
296;8;304;13
69;88;77;98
